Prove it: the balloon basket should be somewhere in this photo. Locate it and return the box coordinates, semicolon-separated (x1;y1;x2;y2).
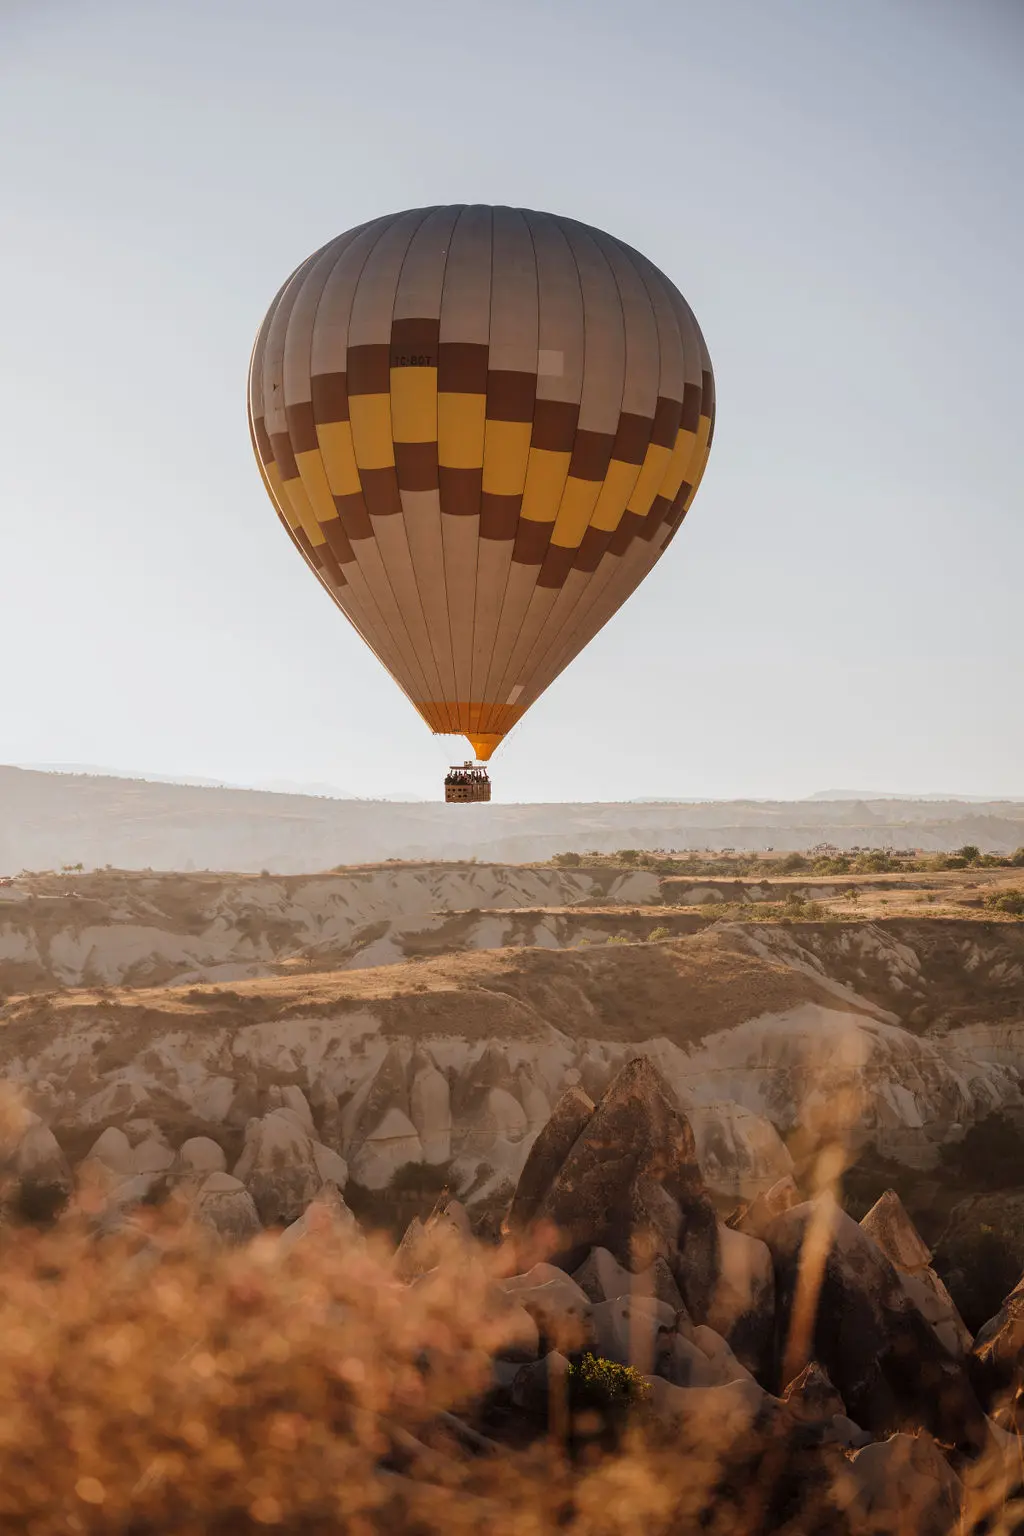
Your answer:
444;762;491;804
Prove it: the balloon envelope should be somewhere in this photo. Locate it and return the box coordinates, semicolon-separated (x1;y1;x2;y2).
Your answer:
248;206;714;760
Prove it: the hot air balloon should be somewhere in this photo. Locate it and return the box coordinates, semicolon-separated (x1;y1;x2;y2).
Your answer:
247;206;714;802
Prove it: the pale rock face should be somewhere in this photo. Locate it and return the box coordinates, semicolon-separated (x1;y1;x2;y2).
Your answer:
687;1102;793;1200
194;1171;262;1242
344;1044;410;1154
86;1126;135;1174
705;1222;775;1374
514;1065;551;1129
459;1087;528;1156
571;1247;686;1315
133;1137;175;1174
841;1432;963;1536
408;1054;452;1165
589;1295;676;1374
280;1085;315;1133
501;1264;593;1354
234;1109;323;1226
311;1142;348;1188
176;1137;227;1175
656;1332;724;1388
349;1108;424;1190
278;1182;359;1254
691;1325;757;1386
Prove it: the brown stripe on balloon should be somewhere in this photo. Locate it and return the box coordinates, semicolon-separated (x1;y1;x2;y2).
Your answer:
322;518;354;565
707;404;716;449
640;493;672;541
317;543;345;586
269;431;299;481
512;517;553;565
311;372;349;424
531;398;579;452
439;466;482;517
569;428;615;482
609;509;644;556
333;491;373;540
252;415;274;466
700;368;715;418
346;343;390;395
359;466;403;517
610;411;651;466
650;395;682;449
285;401;318;455
294;528;322;568
487;370;536;422
438;341;489;394
394;441;439;491
390;317;439;366
573;524;612;573
537;542;576;589
480;492;521;540
680;381;702;433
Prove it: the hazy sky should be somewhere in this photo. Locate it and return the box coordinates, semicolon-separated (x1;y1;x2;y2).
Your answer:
1;0;1021;802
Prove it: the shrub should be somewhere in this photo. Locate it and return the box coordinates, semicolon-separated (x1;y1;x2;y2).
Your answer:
605;934;631;945
567;1352;650;1409
1011;847;1024;867
553;851;582;867
986;888;1024;916
776;854;808;874
647;926;670;941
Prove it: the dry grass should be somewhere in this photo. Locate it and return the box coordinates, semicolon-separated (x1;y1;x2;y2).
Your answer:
0;1204;1020;1535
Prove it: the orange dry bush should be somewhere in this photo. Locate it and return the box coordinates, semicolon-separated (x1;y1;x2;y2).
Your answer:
0;1215;516;1535
0;1211;1019;1535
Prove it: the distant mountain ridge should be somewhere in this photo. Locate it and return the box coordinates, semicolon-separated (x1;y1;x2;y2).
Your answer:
2;766;1024;872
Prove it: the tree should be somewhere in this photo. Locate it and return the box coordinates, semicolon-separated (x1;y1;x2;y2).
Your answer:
957;845;981;864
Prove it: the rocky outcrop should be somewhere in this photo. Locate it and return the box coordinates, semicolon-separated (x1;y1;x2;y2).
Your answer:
970;1272;1024;1407
1;1114;73;1221
531;1058;718;1316
233;1109;325;1226
861;1190;972;1356
765;1195;991;1456
505;1086;594;1234
193;1172;261;1242
704;1221;774;1376
840;1431;963;1536
278;1182;359;1254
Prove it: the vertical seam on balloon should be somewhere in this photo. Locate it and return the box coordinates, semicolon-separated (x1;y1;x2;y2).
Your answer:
343;216;440;708
386;207;454;725
348;209;440;706
476;209;542;728
499;219;630;714
372;207;451;715
501;222;630;714
532;232;661;689
461;204;498;747
483;213;591;720
296;222;412;688
433;208;464;735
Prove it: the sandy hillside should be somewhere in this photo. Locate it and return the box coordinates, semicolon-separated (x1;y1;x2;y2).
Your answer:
2;861;1021;992
2;900;1022;1213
